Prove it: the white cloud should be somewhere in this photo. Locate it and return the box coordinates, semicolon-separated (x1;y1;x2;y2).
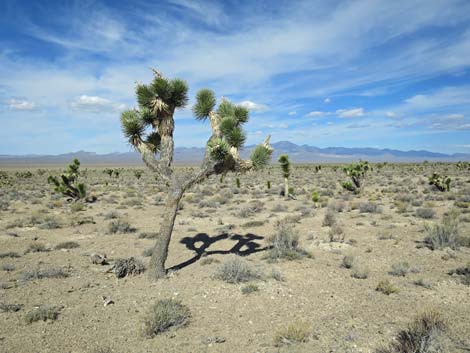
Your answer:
306;111;329;117
288;111;297;115
7;98;37;111
279;123;289;129
70;95;127;113
447;113;464;119
386;111;397;118
238;100;269;112
324;98;331;103
336;108;365;118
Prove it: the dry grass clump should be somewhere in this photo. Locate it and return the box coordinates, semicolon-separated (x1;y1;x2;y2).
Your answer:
214;255;261;283
423;210;460;250
265;222;310;261
20;267;69;282
415;208;435;219
24;242;48;254
113;257;145;278
143;299;190;337
341;255;355;269
108;218;136;234
274;321;311;346
0;303;23;312
241;283;259;294
25;305;62;324
389;262;410;277
376;311;447;353
0;251;20;258
54;241;80;250
376;279;399;295
359;202;381;213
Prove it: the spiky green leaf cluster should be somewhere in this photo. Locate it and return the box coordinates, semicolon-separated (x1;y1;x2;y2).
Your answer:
137;77;188;112
251;145;273;170
193;89;216;120
208;138;230;161
278;155;291;178
121;110;145;146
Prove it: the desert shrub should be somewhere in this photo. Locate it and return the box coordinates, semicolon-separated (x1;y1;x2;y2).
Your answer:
113;257;145;278
108;219;136;234
70;203;85;213
322;209;337;227
241;283;259;294
376;311;447;353
329;224;345;243
138;232;158;239
1;264;15;272
449;262;469;286
0;303;23;312
25;305;62;324
351;264;369;279
24;243;48;254
389;262;410;276
274;321;310;346
376;280;399;295
39;215;63;229
54;241;80;250
423;210;460;250
271;204;287;212
214;255;260;283
143;299;190;337
415;208;435;219
270;268;283;281
238;200;264;217
413;278;433;289
20;268;69;282
0;251;20;258
241;220;265;228
341;255;355;269
266;222;309;260
359;202;381;213
104;211;120;220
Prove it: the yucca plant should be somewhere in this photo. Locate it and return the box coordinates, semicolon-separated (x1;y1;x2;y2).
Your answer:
120;70;273;280
47;159;94;202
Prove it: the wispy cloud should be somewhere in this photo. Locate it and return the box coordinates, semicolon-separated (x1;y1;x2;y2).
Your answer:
336;108;365;118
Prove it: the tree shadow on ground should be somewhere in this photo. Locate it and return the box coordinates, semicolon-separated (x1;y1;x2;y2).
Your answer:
168;232;267;271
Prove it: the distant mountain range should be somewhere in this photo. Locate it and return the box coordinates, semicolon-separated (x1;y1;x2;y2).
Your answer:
1;141;469;166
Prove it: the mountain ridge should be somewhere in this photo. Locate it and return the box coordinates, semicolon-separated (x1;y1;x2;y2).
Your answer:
1;141;469;165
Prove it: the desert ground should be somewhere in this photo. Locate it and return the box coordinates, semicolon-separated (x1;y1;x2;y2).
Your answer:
0;163;469;353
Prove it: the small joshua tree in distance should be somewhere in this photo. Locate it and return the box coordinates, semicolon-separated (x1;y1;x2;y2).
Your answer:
278;154;291;200
342;160;371;193
120;69;273;280
47;158;95;202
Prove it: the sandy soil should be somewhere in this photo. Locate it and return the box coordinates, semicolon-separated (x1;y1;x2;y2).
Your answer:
0;164;469;353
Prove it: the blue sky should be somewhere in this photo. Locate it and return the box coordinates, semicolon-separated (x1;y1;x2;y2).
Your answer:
1;0;469;155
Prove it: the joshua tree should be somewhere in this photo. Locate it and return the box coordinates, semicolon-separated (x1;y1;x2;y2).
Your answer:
120;70;273;280
428;173;451;192
278;154;291;199
342;160;371;193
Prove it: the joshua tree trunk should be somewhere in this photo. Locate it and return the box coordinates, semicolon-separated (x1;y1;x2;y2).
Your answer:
284;177;289;200
147;190;184;279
